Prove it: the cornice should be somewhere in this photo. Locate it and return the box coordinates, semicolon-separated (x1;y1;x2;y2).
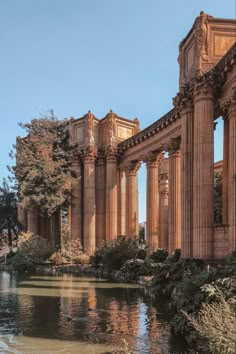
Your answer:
118;43;236;154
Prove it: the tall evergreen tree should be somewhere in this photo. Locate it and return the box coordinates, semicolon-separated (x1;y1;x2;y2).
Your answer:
0;179;18;247
15;113;76;216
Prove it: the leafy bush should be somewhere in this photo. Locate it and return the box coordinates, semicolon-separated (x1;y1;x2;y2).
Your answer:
152;258;206;297
185;279;236;354
11;232;53;270
121;259;158;279
11;253;35;271
226;251;236;266
90;245;106;268
91;237;145;271
149;248;168;263
17;232;53;263
168;248;181;262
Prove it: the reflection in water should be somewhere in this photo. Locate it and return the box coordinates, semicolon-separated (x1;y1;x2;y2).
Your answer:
0;272;187;353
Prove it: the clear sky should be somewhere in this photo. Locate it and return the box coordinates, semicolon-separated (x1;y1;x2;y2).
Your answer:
1;0;235;222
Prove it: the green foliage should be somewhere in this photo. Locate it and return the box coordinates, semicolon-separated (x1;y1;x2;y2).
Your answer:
121;259;158;279
17;232;53;263
11;232;53;270
90;245;106;268
214;170;222;224
0;179;18;247
185;280;236;354
168;248;181;262
15;113;77;216
11;253;35;271
226;251;236;265
91;237;145;271
139;226;145;243
149;248;168;263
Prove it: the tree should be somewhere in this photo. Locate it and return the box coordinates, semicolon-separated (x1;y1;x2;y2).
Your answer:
0;179;18;247
14;112;77;217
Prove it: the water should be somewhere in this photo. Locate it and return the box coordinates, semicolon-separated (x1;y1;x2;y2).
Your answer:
0;272;187;353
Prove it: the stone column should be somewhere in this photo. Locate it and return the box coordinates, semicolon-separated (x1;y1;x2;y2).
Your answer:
48;211;61;248
17;204;27;232
71;158;82;243
105;147;118;242
117;168;126;236
125;161;140;237
96;152;106;248
180;100;194;257
145;153;162;251
167;138;181;254
27;209;39;235
222;116;229;225
193;82;214;259
83;147;96;255
226;93;236;252
159;172;169;250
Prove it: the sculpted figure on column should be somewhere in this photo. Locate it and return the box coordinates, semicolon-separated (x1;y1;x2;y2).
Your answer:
194;11;209;62
106;110;116;146
85;111;95;146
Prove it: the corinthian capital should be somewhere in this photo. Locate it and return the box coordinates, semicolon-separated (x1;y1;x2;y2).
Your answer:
219;87;236;118
105;145;119;162
81;145;97;162
144;151;163;167
124;161;141;176
164;137;181;157
173;84;194;113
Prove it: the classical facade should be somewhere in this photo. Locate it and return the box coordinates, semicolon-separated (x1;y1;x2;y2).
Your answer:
19;12;236;259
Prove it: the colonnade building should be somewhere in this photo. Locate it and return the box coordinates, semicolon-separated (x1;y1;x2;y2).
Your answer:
18;12;236;260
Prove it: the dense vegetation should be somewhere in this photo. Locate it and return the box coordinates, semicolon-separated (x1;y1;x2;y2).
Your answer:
10;232;53;271
0;179;18;247
91;238;236;354
15;114;76;216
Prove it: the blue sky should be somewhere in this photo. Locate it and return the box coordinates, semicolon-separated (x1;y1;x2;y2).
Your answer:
1;0;235;222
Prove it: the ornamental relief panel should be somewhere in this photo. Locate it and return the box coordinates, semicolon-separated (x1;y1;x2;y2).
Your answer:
213;34;236;57
75;125;84;142
117;125;133;140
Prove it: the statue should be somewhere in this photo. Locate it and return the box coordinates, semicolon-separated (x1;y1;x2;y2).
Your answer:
85;111;95;145
107;110;115;145
195;11;208;61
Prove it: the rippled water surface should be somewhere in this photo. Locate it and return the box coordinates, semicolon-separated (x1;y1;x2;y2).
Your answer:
0;272;187;353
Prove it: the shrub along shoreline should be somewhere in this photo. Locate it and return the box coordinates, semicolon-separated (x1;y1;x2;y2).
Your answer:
3;234;236;354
